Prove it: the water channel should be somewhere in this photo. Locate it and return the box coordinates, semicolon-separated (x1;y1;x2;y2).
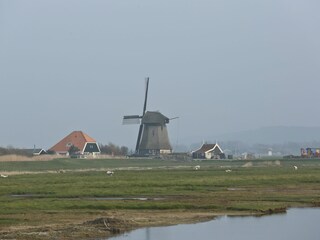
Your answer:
108;208;320;240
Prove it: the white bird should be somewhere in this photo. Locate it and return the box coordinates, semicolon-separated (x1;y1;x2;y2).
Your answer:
0;174;8;178
225;169;232;173
194;165;200;170
106;170;114;176
293;166;298;170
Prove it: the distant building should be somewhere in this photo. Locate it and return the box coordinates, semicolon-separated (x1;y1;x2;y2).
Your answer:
241;152;255;160
49;131;100;156
23;148;47;156
301;148;320;158
268;148;273;156
192;143;224;159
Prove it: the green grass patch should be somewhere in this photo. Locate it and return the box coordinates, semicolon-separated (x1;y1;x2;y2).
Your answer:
1;158;320;227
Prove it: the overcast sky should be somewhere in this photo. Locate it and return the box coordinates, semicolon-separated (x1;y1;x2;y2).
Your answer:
1;0;320;150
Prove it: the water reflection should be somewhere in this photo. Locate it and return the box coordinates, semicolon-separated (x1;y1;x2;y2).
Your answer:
109;208;320;240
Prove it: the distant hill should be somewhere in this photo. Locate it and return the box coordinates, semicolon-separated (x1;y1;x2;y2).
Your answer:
215;126;320;144
173;126;320;155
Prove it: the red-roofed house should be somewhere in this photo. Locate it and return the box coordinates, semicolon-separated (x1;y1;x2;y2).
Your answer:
49;131;100;156
192;143;224;159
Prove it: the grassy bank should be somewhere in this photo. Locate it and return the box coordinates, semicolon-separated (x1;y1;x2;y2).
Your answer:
0;158;320;238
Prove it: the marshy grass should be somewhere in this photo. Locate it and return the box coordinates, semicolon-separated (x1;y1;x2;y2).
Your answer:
0;157;320;227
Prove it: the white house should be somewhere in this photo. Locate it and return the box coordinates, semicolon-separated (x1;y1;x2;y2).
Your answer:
192;143;224;159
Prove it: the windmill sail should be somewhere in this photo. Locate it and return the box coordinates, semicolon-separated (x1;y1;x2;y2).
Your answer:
142;77;149;115
136;124;144;152
136;77;149;152
123;115;141;124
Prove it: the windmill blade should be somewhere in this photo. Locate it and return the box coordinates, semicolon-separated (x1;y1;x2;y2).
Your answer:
170;117;179;120
142;77;149;116
136;78;149;153
135;124;144;152
123;115;141;125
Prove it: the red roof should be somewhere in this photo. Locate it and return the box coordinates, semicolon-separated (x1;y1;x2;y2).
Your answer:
49;131;97;153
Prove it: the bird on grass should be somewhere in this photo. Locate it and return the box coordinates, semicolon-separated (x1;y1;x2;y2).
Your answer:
106;171;114;176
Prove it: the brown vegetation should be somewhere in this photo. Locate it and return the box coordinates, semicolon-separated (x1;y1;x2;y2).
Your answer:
0;154;63;162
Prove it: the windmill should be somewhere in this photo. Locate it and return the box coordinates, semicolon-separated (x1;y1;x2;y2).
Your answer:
123;78;173;156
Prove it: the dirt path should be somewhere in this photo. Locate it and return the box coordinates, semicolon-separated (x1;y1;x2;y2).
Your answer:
1;165;195;176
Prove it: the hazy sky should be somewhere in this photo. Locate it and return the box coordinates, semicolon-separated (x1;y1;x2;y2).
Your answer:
1;0;320;150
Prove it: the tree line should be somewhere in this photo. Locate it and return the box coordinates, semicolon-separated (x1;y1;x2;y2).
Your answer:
66;143;129;156
99;143;129;156
0;147;33;157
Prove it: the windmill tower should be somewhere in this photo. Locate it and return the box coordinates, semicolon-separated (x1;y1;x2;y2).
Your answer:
123;78;172;156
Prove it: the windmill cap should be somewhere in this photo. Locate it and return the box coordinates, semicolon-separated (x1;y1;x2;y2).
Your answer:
142;111;169;125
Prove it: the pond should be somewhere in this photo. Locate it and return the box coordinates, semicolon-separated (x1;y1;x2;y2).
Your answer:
108;208;320;240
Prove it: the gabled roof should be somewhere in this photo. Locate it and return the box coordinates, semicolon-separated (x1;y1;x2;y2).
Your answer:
49;131;98;154
142;111;169;125
192;143;223;154
23;148;47;155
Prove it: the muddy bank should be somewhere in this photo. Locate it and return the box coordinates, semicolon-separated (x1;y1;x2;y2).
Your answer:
0;210;222;240
0;208;284;240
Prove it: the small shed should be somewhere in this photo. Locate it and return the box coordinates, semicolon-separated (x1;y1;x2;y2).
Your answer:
192;143;224;159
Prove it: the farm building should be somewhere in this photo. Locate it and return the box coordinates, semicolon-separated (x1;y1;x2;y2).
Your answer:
192;143;224;159
23;148;47;156
49;131;100;156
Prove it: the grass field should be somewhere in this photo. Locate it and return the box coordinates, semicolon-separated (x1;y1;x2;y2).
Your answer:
0;157;320;239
